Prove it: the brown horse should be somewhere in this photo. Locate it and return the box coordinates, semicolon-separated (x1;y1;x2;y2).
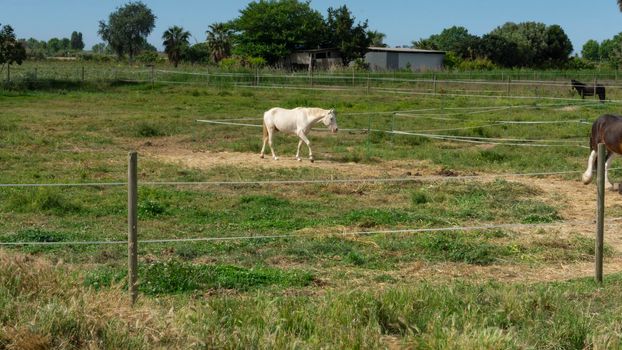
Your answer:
571;79;606;102
582;114;622;188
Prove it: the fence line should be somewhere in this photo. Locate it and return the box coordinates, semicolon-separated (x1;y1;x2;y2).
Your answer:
1;218;619;247
195;119;588;148
0;168;602;189
0;182;126;188
150;68;622;89
110;77;622;104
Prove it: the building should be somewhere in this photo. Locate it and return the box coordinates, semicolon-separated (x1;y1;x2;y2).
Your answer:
287;46;446;71
286;48;342;71
364;47;445;71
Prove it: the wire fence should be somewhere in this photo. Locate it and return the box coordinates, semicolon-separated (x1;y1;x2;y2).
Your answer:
0;218;617;247
5;64;622;102
0;146;612;298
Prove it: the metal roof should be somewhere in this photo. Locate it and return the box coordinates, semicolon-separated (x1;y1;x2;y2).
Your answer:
367;46;446;54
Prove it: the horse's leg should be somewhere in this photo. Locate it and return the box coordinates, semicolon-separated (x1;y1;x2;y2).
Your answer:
605;152;616;189
297;131;313;162
582;150;597;184
260;129;268;159
267;128;278;160
295;140;303;161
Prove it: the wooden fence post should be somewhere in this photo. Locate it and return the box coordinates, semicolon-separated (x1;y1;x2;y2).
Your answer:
596;143;605;283
366;114;372;157
128;151;139;304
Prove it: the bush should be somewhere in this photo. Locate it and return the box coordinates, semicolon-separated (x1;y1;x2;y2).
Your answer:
135;51;164;64
458;58;497;71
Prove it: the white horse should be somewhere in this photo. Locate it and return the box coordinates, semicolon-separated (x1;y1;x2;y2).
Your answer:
260;107;338;162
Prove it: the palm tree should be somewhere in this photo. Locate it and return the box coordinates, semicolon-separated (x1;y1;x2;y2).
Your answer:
368;30;387;48
206;22;232;64
619;0;622;11
162;25;190;67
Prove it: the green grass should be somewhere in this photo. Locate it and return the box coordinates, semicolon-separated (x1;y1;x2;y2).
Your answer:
84;260;314;294
1;62;621;348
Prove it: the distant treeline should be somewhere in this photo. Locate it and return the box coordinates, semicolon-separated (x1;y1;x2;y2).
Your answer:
6;1;622;71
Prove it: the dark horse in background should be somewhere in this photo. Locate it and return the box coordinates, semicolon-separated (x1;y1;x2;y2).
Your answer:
582;114;622;189
571;79;606;102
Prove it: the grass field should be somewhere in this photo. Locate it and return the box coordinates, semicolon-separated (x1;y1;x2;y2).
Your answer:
2;67;622;348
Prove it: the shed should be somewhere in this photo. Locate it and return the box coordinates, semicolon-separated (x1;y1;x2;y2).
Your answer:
286;48;342;71
364;47;445;71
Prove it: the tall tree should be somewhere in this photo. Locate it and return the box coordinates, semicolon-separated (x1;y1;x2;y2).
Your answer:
489;22;572;67
98;1;156;60
0;24;27;69
230;0;325;65
618;0;622;11
325;5;372;65
206;22;232;63
477;33;521;67
162;26;190;67
70;31;84;51
543;24;573;65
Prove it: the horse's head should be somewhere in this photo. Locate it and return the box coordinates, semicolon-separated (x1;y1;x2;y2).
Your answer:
323;109;338;133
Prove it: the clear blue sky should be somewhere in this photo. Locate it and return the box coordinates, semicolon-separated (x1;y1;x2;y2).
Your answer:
2;0;621;54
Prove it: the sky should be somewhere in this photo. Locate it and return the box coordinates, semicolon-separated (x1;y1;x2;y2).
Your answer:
2;0;622;54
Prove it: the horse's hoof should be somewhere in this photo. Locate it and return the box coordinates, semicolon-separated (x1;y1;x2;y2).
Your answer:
260;154;264;159
274;157;279;160
296;158;301;162
310;159;315;163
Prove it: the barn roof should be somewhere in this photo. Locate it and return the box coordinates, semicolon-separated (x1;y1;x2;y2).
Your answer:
367;46;446;54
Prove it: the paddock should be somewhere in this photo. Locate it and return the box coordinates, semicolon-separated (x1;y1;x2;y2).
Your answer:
3;77;622;347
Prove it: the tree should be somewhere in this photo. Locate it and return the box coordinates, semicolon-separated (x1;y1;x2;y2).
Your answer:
618;0;622;11
24;38;47;59
0;24;27;69
413;26;479;59
368;30;387;47
91;43;111;54
71;31;84;51
98;1;156;60
489;21;572;67
325;5;373;65
206;22;232;63
183;42;210;64
582;40;600;61
477;33;521;67
61;38;71;52
600;33;622;61
162;26;190;67
543;24;573;66
230;0;325;65
47;38;62;55
412;38;439;50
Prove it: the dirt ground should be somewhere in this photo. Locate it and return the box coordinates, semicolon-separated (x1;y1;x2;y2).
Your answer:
143;143;622;283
